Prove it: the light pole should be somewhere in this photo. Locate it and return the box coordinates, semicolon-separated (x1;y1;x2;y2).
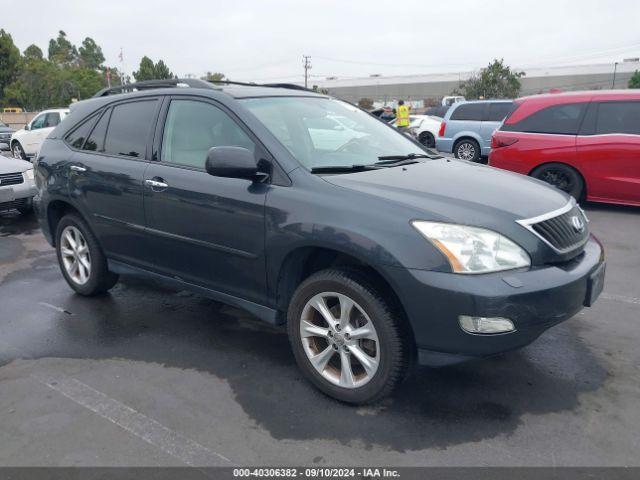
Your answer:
612;62;619;88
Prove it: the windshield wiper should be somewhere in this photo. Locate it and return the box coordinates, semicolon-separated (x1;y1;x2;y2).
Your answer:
310;164;378;174
376;153;431;163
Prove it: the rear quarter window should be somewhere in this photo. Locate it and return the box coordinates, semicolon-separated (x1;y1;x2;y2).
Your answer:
450;103;485;121
485;102;514;122
595;101;640;135
502;102;588;135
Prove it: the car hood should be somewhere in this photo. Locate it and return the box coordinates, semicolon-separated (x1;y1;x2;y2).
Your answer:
322;158;570;227
0;156;33;174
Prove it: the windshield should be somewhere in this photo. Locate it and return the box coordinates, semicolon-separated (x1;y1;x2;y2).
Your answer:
0;121;7;127
241;97;426;170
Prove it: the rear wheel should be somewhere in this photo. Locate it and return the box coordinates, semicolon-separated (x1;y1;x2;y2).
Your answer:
531;163;584;200
12;142;27;160
287;268;411;404
55;214;119;295
454;138;480;162
418;131;435;148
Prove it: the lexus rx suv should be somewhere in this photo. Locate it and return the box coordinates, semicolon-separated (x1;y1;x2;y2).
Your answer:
490;90;640;207
34;80;605;404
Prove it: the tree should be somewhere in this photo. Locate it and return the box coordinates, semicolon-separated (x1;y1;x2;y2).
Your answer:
0;29;21;104
456;58;524;99
78;37;105;70
153;60;173;79
133;56;174;81
358;98;374;110
203;71;225;82
23;44;44;62
48;30;78;67
629;70;640;89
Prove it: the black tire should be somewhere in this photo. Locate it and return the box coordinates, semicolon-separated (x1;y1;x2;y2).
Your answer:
531;163;584;200
12;141;27;160
55;214;118;295
454;138;481;162
418;131;435;148
287;267;412;404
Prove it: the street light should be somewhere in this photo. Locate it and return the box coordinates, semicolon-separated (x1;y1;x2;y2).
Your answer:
612;62;619;88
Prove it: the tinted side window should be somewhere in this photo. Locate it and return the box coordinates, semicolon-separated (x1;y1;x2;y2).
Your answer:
84;110;111;152
65;114;98;149
104;100;158;158
596;101;640;135
503;103;587;135
485;102;514;122
161;100;255;169
450;103;485;121
44;112;61;127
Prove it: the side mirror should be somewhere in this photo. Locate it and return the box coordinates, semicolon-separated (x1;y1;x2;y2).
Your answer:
205;146;268;182
24;124;30;131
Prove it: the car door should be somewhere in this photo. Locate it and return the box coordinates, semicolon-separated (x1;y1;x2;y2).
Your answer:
481;102;514;153
67;98;161;266
576;100;640;204
23;112;47;154
143;96;268;304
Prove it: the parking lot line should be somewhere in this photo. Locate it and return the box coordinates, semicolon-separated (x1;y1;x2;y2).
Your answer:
34;375;234;467
601;293;640;306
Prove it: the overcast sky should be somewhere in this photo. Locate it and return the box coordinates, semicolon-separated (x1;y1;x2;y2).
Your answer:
4;0;640;83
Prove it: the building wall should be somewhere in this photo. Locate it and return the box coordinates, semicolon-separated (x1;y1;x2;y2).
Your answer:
322;68;637;104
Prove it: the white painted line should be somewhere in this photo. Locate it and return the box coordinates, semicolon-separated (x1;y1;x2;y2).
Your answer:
35;375;233;466
601;293;640;306
38;302;71;314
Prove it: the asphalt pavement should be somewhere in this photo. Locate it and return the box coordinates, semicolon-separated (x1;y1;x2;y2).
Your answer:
0;202;638;467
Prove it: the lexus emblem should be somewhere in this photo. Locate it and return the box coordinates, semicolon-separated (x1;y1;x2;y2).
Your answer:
571;215;585;233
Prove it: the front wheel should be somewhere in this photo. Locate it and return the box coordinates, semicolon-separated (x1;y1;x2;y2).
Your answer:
12;142;27;160
454;139;481;162
531;163;584;200
287;268;411;404
55;214;119;295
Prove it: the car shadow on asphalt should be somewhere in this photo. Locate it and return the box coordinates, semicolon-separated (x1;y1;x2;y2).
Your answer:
0;245;609;452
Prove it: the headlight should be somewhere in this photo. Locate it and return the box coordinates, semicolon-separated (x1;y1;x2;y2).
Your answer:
411;221;531;274
24;169;34;180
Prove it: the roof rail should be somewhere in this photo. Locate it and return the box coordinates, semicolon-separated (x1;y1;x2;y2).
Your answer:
93;78;215;97
93;78;316;98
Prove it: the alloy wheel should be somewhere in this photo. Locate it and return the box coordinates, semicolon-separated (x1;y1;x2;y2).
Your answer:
12;143;25;160
457;142;476;160
60;226;91;285
300;292;380;389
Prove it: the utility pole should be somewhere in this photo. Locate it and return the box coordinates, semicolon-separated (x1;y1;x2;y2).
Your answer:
303;55;312;89
612;62;619;88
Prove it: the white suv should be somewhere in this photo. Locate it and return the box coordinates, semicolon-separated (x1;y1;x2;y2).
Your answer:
11;108;69;160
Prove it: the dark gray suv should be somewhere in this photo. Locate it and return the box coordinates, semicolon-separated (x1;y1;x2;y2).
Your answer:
33;80;605;404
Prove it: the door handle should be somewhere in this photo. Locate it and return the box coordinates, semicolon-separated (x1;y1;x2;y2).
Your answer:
69;165;86;172
145;178;169;190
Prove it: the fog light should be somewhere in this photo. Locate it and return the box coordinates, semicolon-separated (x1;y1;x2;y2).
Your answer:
459;315;515;334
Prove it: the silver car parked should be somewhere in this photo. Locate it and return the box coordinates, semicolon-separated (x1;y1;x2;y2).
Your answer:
436;100;514;162
0;156;37;214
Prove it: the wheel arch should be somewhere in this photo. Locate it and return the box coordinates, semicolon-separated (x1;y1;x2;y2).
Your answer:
528;161;588;200
46;200;88;246
274;245;410;328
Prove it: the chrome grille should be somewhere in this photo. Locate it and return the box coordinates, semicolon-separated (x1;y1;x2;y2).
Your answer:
0;172;24;186
518;201;589;254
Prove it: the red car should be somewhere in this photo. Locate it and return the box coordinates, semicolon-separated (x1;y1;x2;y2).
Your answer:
489;90;640;206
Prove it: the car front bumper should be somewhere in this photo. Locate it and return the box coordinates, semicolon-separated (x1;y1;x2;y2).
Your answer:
0;175;37;211
382;235;605;366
